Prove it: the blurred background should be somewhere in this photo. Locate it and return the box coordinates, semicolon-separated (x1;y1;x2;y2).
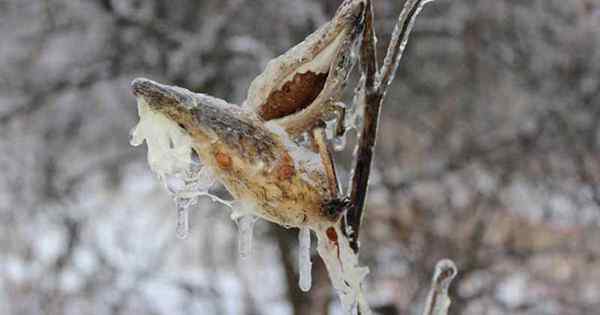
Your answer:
1;0;600;314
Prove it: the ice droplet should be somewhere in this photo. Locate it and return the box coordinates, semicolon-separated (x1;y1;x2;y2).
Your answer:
298;227;312;292
237;215;258;259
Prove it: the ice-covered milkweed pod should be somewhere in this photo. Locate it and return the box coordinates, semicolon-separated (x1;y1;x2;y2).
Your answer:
130;78;340;229
245;0;366;135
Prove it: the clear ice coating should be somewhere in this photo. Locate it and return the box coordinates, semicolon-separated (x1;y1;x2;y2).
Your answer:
349;74;366;132
130;97;196;178
298;227;312;292
316;227;372;315
333;133;347;152
422;259;458;315
131;96;237;238
381;0;437;88
237;215;258;259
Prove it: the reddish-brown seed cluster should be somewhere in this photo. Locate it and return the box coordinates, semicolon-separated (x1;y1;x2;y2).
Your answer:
259;71;328;120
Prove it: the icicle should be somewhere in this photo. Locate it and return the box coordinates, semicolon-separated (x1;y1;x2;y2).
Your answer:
422;259;458;315
174;198;193;239
298;227;312;292
237;215;258;259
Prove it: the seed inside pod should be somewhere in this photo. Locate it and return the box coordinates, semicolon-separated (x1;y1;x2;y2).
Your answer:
259;71;328;120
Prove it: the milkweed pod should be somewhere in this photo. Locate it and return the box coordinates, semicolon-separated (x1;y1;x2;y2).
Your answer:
130;78;341;229
244;0;366;135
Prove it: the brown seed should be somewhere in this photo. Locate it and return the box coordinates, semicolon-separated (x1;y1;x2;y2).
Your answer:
259;71;328;120
215;151;232;169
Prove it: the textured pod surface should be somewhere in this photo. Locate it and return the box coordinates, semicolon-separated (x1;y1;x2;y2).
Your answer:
131;78;337;228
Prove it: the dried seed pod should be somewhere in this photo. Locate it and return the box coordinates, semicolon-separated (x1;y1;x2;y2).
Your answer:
244;0;366;135
131;78;341;228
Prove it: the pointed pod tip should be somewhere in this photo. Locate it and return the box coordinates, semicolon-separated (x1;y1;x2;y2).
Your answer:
130;77;156;97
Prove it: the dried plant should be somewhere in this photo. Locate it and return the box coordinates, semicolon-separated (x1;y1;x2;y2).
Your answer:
129;0;457;313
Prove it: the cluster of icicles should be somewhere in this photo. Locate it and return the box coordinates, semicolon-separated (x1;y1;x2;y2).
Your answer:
130;97;371;314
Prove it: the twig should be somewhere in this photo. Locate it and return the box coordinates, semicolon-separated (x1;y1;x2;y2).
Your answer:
380;0;435;94
346;0;380;252
346;0;436;252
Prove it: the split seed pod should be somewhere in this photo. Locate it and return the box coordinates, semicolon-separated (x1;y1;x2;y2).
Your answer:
244;0;366;135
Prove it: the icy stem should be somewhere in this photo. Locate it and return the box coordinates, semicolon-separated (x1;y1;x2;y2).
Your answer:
422;259;458;315
316;226;372;315
237;215;258;259
381;0;438;88
298;227;312;292
349;74;366;131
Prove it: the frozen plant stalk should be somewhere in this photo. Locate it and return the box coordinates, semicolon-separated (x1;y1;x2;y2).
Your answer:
422;259;458;315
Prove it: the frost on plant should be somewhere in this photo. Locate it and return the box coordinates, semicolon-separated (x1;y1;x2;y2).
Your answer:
130;95;224;238
129;97;197;180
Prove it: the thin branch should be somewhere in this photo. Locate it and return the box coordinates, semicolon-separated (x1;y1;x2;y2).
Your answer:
379;0;434;94
346;0;437;252
346;0;381;252
360;0;378;93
